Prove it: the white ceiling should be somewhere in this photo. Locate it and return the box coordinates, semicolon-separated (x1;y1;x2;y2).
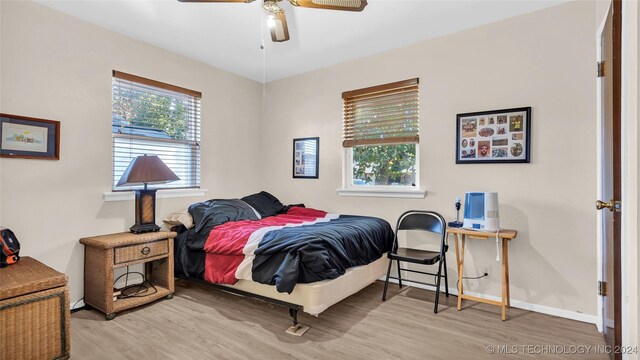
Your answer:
35;0;569;83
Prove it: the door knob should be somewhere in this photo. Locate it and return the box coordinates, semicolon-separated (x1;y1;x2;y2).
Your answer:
596;199;621;212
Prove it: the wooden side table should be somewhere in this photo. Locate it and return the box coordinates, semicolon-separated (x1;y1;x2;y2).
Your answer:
80;231;176;320
0;257;70;359
447;227;517;320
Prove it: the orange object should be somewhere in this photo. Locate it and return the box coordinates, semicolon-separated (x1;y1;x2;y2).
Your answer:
0;227;20;267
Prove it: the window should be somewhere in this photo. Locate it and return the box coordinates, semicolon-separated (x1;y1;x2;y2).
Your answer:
111;71;201;190
342;78;419;189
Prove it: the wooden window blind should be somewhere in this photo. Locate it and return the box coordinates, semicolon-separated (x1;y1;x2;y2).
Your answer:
342;78;419;147
112;71;201;190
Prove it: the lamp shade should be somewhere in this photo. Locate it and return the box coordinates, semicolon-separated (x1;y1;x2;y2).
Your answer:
116;154;180;187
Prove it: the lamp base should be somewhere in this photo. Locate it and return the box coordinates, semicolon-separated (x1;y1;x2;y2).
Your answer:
448;221;464;228
129;189;160;234
130;223;161;234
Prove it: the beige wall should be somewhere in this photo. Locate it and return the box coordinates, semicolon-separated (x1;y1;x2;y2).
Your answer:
0;1;263;303
261;1;599;317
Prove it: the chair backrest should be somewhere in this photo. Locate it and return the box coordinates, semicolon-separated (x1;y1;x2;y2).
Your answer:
396;210;446;234
393;210;447;253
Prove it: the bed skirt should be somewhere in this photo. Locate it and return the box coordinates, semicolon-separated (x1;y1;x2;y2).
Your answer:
219;254;389;316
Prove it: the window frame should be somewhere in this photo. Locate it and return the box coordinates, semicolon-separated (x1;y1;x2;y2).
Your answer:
340;145;424;198
111;71;201;192
339;79;424;198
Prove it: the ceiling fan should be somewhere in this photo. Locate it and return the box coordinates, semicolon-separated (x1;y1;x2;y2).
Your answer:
177;0;368;42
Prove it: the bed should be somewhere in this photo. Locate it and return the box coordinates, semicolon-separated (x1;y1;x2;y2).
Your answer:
171;192;393;334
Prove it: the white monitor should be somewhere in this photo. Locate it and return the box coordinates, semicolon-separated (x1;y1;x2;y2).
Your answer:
462;192;500;231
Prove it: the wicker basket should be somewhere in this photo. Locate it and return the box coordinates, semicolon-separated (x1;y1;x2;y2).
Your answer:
0;257;70;360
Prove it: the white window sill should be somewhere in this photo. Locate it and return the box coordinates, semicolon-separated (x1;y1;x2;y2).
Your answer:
336;187;426;199
103;188;208;202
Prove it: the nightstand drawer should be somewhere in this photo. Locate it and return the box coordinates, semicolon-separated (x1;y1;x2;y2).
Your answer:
114;239;168;264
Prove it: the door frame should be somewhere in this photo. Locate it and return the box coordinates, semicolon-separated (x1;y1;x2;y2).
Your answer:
620;0;639;354
597;0;638;353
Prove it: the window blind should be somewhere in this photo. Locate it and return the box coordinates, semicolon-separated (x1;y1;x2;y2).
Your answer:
112;71;201;190
342;78;419;147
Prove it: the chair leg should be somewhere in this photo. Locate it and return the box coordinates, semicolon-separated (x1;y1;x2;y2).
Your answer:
382;258;393;301
434;259;443;314
443;253;449;298
397;260;403;289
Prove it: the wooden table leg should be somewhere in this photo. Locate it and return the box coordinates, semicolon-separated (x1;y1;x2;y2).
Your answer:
454;234;465;311
504;239;510;308
501;237;510;320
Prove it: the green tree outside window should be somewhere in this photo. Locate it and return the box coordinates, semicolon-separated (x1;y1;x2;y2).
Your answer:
353;144;416;186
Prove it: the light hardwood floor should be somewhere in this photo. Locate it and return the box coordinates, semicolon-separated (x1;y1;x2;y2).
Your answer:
71;280;607;359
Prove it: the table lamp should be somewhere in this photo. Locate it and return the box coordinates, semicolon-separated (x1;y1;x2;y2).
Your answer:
116;154;180;233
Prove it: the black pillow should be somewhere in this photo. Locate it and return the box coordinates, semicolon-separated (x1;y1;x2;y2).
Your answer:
189;199;260;234
241;191;285;218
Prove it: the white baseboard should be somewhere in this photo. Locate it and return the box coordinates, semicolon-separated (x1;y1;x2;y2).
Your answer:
605;318;614;328
382;278;597;325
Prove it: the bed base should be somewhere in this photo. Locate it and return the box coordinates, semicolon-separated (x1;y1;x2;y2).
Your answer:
179;277;309;336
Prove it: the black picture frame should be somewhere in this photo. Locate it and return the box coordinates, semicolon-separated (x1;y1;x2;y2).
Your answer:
0;113;60;160
293;137;319;179
456;107;531;164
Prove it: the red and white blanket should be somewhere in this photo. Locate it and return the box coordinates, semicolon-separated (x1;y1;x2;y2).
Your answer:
202;207;336;284
199;206;393;293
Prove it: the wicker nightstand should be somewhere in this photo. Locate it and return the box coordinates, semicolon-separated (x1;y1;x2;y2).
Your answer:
80;231;176;320
0;257;70;359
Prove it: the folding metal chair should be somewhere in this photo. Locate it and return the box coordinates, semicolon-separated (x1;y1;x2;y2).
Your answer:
381;210;449;313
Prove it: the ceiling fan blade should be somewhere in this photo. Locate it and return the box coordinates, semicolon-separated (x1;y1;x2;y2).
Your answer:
288;0;367;12
269;11;290;42
177;0;255;3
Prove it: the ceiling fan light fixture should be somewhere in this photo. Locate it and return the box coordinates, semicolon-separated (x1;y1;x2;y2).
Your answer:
267;14;276;28
273;20;286;39
263;0;282;13
269;11;290;42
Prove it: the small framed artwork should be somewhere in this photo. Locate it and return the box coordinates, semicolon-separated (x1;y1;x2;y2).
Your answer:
1;113;60;160
456;107;531;164
293;137;319;179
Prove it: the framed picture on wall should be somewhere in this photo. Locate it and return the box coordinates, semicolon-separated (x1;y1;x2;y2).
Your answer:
455;107;531;164
0;113;60;160
293;137;319;179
